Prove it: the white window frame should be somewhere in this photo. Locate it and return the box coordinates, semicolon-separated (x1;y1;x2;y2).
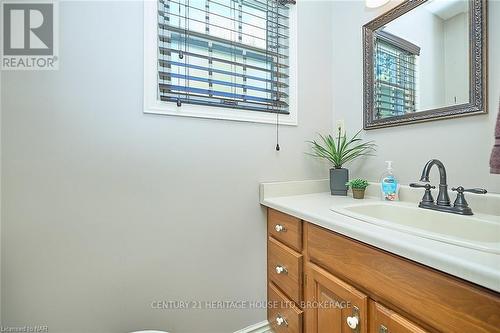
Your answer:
143;0;298;125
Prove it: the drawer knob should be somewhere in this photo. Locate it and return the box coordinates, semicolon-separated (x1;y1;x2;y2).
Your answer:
275;265;288;275
274;224;286;232
346;315;359;329
276;314;288;327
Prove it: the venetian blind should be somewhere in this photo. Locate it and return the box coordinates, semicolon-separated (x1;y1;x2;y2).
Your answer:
374;31;419;119
157;0;294;114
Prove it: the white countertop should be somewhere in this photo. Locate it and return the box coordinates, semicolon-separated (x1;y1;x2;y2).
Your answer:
260;180;500;293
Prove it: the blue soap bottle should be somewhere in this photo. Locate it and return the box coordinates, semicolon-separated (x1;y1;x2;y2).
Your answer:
380;161;399;201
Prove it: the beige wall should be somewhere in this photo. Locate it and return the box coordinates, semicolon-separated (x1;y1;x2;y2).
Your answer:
0;1;333;332
444;12;470;105
2;1;498;332
384;5;446;110
331;0;500;194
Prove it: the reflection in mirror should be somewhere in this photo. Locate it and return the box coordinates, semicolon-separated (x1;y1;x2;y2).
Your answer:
373;0;469;120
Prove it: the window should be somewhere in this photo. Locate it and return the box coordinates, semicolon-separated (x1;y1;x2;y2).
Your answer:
374;31;420;119
144;0;297;125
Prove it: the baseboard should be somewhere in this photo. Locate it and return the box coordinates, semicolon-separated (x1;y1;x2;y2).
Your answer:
234;320;271;333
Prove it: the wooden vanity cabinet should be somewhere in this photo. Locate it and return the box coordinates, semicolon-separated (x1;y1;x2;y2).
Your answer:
266;208;500;333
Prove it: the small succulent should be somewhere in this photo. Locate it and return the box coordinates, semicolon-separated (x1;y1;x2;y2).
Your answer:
346;179;370;190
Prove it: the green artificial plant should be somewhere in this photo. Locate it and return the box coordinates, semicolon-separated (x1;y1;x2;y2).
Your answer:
307;126;376;169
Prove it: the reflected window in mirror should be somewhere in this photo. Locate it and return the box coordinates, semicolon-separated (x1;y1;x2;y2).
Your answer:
375;31;419;119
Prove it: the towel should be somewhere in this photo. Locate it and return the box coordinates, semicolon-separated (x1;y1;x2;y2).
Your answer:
491;101;500;174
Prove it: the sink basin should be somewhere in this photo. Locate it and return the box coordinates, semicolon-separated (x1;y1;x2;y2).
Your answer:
331;202;500;253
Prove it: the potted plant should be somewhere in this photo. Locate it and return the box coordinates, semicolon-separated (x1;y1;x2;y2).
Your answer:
346;179;370;199
308;126;376;196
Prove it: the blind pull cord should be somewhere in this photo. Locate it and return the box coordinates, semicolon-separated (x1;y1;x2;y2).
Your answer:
176;0;185;107
275;0;281;152
276;112;280;151
184;0;189;105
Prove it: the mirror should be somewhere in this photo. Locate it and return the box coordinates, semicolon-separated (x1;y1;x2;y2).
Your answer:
363;0;487;129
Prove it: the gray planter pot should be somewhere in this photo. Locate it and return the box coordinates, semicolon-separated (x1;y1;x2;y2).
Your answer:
330;168;349;196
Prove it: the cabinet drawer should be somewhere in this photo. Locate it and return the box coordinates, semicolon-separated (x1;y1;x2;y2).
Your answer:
370;301;428;333
268;237;303;303
307;223;500;333
268;282;303;333
268;209;302;252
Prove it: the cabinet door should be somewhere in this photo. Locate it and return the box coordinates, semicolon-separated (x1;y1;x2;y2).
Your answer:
369;301;429;333
304;263;368;333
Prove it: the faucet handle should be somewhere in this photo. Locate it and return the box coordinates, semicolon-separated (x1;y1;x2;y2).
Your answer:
410;183;436;190
451;186;488;195
451;186;487;215
410;183;436;205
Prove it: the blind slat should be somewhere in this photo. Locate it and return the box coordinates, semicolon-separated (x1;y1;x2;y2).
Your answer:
159;11;290;39
160;0;289;21
159;33;289;64
159;47;289;76
375;80;413;91
159;90;288;108
159;24;288;59
160;0;290;29
376;106;414;113
376;92;417;100
160;72;288;97
159;60;289;82
160;84;285;104
159;13;289;41
376;100;414;109
160;96;288;113
376;64;416;74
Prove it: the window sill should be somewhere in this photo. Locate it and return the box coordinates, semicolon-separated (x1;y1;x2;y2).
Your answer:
143;103;298;126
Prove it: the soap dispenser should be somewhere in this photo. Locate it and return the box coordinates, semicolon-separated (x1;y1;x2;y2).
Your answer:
380;161;400;201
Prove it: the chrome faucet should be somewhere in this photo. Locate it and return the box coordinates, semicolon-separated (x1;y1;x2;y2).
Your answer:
410;159;487;216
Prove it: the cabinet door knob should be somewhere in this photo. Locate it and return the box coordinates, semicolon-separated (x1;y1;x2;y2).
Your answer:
276;314;288;326
275;224;286;232
275;265;288;274
346;315;359;329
